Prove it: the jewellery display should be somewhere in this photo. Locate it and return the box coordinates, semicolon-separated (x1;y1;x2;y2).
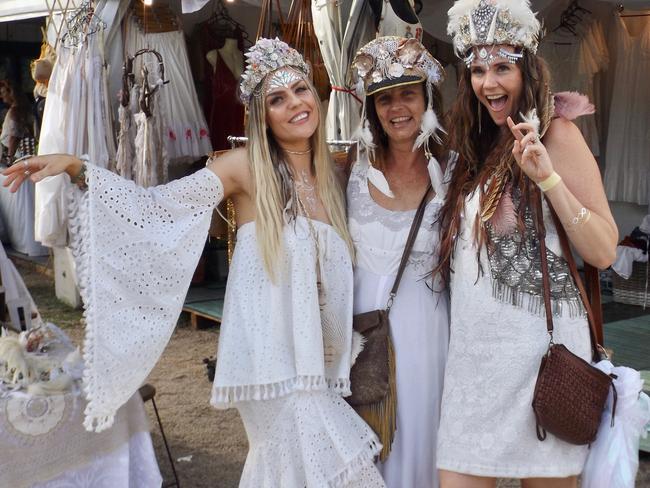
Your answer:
537;171;562;192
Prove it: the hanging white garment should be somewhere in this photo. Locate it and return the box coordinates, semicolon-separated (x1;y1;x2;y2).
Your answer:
0;244;41;332
582;362;650;488
115;104;135;180
132;87;168;187
124;19;211;163
604;14;650;205
312;0;375;140
377;0;423;40
539;20;608;156
35;33;114;247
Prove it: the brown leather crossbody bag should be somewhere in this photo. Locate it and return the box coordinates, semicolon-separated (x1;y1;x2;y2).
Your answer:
531;188;617;445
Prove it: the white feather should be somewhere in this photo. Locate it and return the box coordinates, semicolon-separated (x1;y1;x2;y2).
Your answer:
413;107;445;150
367;164;395;198
349;331;366;367
520;108;540;135
427;156;444;198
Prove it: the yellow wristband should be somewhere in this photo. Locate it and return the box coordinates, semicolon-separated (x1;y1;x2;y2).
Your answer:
537;171;562;192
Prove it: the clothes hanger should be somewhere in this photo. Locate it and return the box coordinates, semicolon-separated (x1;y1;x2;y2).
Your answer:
60;1;107;48
205;0;251;47
618;5;650;17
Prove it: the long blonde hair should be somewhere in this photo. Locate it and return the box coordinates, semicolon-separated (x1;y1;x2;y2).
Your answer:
246;80;353;281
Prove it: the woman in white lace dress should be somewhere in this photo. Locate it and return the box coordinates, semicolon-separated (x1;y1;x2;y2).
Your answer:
346;36;451;488
4;39;385;488
436;2;618;487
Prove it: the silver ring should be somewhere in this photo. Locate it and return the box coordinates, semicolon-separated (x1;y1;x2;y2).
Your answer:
24;170;30;176
533;134;540;144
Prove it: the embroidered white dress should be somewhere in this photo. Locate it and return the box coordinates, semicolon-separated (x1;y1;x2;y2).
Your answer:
211;217;385;487
347;158;449;488
68;164;385;486
436;189;592;478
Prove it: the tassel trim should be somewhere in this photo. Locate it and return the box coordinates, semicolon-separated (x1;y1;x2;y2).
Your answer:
328;436;383;488
210;375;352;408
491;280;586;319
353;337;397;462
67;168;113;432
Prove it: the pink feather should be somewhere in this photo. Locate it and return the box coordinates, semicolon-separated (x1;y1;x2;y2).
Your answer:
553;91;595;121
489;185;516;236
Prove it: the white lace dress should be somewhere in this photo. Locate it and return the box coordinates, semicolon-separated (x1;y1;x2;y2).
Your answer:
436;189;592;478
211;217;385;488
68;163;384;486
347;158;449;488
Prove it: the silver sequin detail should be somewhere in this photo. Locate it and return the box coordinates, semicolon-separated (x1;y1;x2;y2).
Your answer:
486;190;585;318
266;67;304;94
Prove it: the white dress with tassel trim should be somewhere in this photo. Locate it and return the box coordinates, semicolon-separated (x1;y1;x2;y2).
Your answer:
211;218;385;487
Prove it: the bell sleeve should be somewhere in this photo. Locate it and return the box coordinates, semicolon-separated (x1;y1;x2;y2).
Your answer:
68;163;223;431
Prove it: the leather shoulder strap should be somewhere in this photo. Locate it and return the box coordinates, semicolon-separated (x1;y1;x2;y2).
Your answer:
387;184;432;308
532;187;603;362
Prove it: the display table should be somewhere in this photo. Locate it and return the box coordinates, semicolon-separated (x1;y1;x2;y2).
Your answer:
0;171;48;256
0;388;162;488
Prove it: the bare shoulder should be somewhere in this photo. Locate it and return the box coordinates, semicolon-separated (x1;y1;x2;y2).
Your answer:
206;147;251;195
543;117;594;175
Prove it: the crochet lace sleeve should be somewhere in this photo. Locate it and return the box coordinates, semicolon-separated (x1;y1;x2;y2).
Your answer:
68;164;224;432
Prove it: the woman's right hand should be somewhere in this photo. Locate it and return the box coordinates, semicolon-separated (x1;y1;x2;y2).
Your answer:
2;154;82;193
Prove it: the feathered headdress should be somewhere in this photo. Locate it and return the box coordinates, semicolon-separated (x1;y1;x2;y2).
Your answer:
447;0;541;58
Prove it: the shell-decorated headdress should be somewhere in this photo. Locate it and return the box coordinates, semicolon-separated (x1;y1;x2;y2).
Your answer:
353;36;444;97
351;36;446;199
447;0;541;58
238;38;310;106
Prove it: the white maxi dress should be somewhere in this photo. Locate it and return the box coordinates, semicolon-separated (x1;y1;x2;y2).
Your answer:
347;158;450;488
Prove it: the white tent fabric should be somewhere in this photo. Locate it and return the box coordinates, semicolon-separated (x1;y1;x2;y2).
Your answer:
0;0;83;23
312;0;374;141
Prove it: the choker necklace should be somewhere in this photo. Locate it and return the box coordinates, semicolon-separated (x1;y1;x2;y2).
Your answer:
283;147;312;155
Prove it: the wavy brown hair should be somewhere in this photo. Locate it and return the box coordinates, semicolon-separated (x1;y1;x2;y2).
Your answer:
435;50;555;285
364;81;448;169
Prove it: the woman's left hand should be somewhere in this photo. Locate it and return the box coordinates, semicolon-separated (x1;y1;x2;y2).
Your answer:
507;116;554;184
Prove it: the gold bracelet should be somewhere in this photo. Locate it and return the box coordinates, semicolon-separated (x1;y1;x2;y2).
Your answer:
537;171;562;192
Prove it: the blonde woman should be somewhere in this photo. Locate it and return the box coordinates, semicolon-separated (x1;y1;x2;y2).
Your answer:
4;39;385;487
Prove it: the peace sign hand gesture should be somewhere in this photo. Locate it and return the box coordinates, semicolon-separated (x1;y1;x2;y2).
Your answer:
507;116;554;184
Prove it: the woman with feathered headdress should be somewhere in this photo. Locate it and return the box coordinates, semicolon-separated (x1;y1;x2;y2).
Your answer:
436;1;617;487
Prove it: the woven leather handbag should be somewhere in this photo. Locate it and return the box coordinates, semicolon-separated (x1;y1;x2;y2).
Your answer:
347;184;431;460
531;188;617;445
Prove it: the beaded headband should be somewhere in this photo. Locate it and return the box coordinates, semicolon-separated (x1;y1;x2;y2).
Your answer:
447;0;541;64
238;38;310;106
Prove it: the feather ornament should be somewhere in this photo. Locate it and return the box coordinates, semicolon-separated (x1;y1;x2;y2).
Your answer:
413;108;445;150
480;172;508;223
520;108;540;135
553;91;595;121
489;183;517;235
357;118;375;150
350;331;366;367
368;164;395;198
